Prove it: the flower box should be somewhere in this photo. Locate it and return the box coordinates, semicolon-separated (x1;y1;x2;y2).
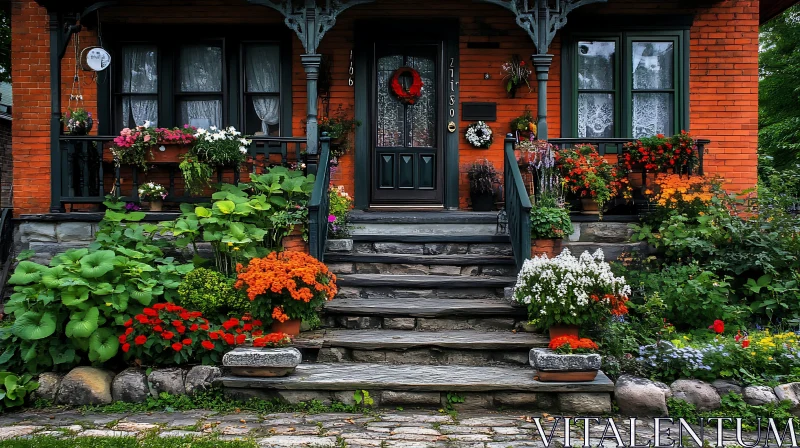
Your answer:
530;348;601;382
103;142;190;164
222;347;302;378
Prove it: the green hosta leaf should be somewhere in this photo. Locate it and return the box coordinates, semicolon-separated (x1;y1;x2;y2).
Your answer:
15;250;35;262
66;307;100;339
61;287;90;306
129;289;154;305
90;282;115;296
89;328;119;363
195;206;212;218
40;266;68;289
176;263;195;275
12;311;57;341
214;200;236;215
233;202;254;215
4;375;18;394
8;262;47;285
202;230;223;242
269;195;288;208
51;248;89;266
79;250;116;279
50;346;76;366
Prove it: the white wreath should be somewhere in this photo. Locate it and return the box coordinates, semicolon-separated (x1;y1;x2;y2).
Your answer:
465;121;493;149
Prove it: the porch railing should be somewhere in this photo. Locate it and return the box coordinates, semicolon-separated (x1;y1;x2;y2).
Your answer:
504;134;532;271
55;135;308;210
308;133;332;261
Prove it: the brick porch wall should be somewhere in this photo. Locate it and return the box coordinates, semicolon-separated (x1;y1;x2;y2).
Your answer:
10;0;759;215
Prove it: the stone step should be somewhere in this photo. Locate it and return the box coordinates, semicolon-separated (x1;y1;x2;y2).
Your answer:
220;363;614;411
325;297;524;318
325;253;516;265
296;329;546;367
348;210;499;236
337;274;516;289
351;240;513;257
326;256;515;277
297;329;548;351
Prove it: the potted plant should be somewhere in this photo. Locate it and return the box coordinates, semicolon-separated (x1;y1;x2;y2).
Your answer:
328;184;353;241
512;249;630;339
110;124;196;171
138;182;167;211
621;132;699;190
318;107;360;165
555;144;625;217
511;107;537;142
501;55;532;98
530;203;572;258
179;126;252;194
62;108;93;136
235;251;337;336
467;159;500;211
530;335;602;382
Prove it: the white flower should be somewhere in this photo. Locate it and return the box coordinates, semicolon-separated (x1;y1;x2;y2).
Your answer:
239;146;247;154
210;126;217;131
143;120;152;128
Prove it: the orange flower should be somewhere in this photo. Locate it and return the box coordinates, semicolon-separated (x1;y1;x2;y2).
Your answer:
272;306;289;323
549;335;599;352
235;252;338;303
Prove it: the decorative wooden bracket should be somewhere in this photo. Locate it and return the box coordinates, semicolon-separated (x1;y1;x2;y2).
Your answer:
247;0;375;54
478;0;607;53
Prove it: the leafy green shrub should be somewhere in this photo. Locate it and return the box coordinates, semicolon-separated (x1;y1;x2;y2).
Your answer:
2;201;193;374
177;268;251;318
0;371;38;411
530;205;572;239
169;166;315;276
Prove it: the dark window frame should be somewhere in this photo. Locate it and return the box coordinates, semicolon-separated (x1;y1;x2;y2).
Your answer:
100;26;292;137
561;16;692;144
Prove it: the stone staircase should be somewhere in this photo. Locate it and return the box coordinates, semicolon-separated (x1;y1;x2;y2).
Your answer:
221;211;624;411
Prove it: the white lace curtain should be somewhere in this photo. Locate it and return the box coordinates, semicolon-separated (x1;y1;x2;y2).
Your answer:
632;42;674;138
180;45;223;128
245;45;280;134
122;46;158;128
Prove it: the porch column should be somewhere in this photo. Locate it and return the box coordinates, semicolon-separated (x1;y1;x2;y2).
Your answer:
302;54;322;177
532;55;553;141
48;12;64;213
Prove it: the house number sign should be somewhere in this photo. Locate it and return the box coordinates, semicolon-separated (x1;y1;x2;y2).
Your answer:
448;57;457;133
81;47;111;72
348;50;354;87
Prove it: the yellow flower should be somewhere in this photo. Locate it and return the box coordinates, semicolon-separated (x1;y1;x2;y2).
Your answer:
233;247;240;251
769;357;774;361
228;242;234;247
751;352;756;356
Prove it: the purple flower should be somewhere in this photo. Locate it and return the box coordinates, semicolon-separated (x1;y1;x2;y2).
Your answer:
328;215;337;223
125;202;141;211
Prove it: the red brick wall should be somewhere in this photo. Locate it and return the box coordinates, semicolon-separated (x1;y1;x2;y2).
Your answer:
10;0;759;214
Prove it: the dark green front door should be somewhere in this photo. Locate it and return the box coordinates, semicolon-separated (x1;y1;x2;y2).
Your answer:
370;42;444;205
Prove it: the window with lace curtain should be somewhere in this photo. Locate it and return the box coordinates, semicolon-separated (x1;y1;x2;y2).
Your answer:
564;29;688;143
112;35;288;135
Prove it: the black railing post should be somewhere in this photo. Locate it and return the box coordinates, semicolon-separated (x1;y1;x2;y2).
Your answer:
49;12;65;213
309;132;332;261
504;133;532;270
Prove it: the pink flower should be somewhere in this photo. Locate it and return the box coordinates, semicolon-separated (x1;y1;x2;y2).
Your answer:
143;134;151;142
328;215;336;223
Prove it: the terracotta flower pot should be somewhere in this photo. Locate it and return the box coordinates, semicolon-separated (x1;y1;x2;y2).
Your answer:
548;324;579;340
148;199;163;212
580;198;600;215
531;239;563;258
150;144;190;163
271;318;302;336
281;229;309;254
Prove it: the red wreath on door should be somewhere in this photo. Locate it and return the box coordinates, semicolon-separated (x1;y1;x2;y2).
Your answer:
390;67;424;105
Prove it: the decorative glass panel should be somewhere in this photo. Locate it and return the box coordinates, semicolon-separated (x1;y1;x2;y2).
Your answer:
179;45;223;93
407;55;436;148
578;93;614;138
632;93;673;138
577;41;615;90
632;42;673;90
379;153;395;188
419;154;434;189
399;154;414;188
377;55;404;147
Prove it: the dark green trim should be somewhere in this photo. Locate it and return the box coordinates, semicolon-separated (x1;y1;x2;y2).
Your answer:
354;26;369;210
443;20;460;210
561;24;690;139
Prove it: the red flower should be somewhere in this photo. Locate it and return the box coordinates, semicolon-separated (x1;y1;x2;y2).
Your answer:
135;335;147;345
161;331;175;340
122;343;131;353
125;327;134;335
175;326;186;334
123;319;133;328
143;308;158;317
118;334;127;344
742;339;750;348
153;326;163;333
201;340;215;350
223;333;235;345
180;312;191;320
252;320;263;327
172;320;183;328
200;324;210;331
182;338;192;346
222;318;239;331
190;324;199;332
236;334;246;345
171;342;183;352
709;320;724;334
152;303;166;310
243;324;253;332
210;331;221;340
135;314;149;324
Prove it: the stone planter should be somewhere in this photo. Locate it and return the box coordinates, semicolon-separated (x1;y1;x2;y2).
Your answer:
222;347;302;378
530;348;601;382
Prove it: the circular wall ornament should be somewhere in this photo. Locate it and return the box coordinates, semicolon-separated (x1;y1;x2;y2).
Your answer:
389;66;424;105
465;121;493;149
80;47;111;72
